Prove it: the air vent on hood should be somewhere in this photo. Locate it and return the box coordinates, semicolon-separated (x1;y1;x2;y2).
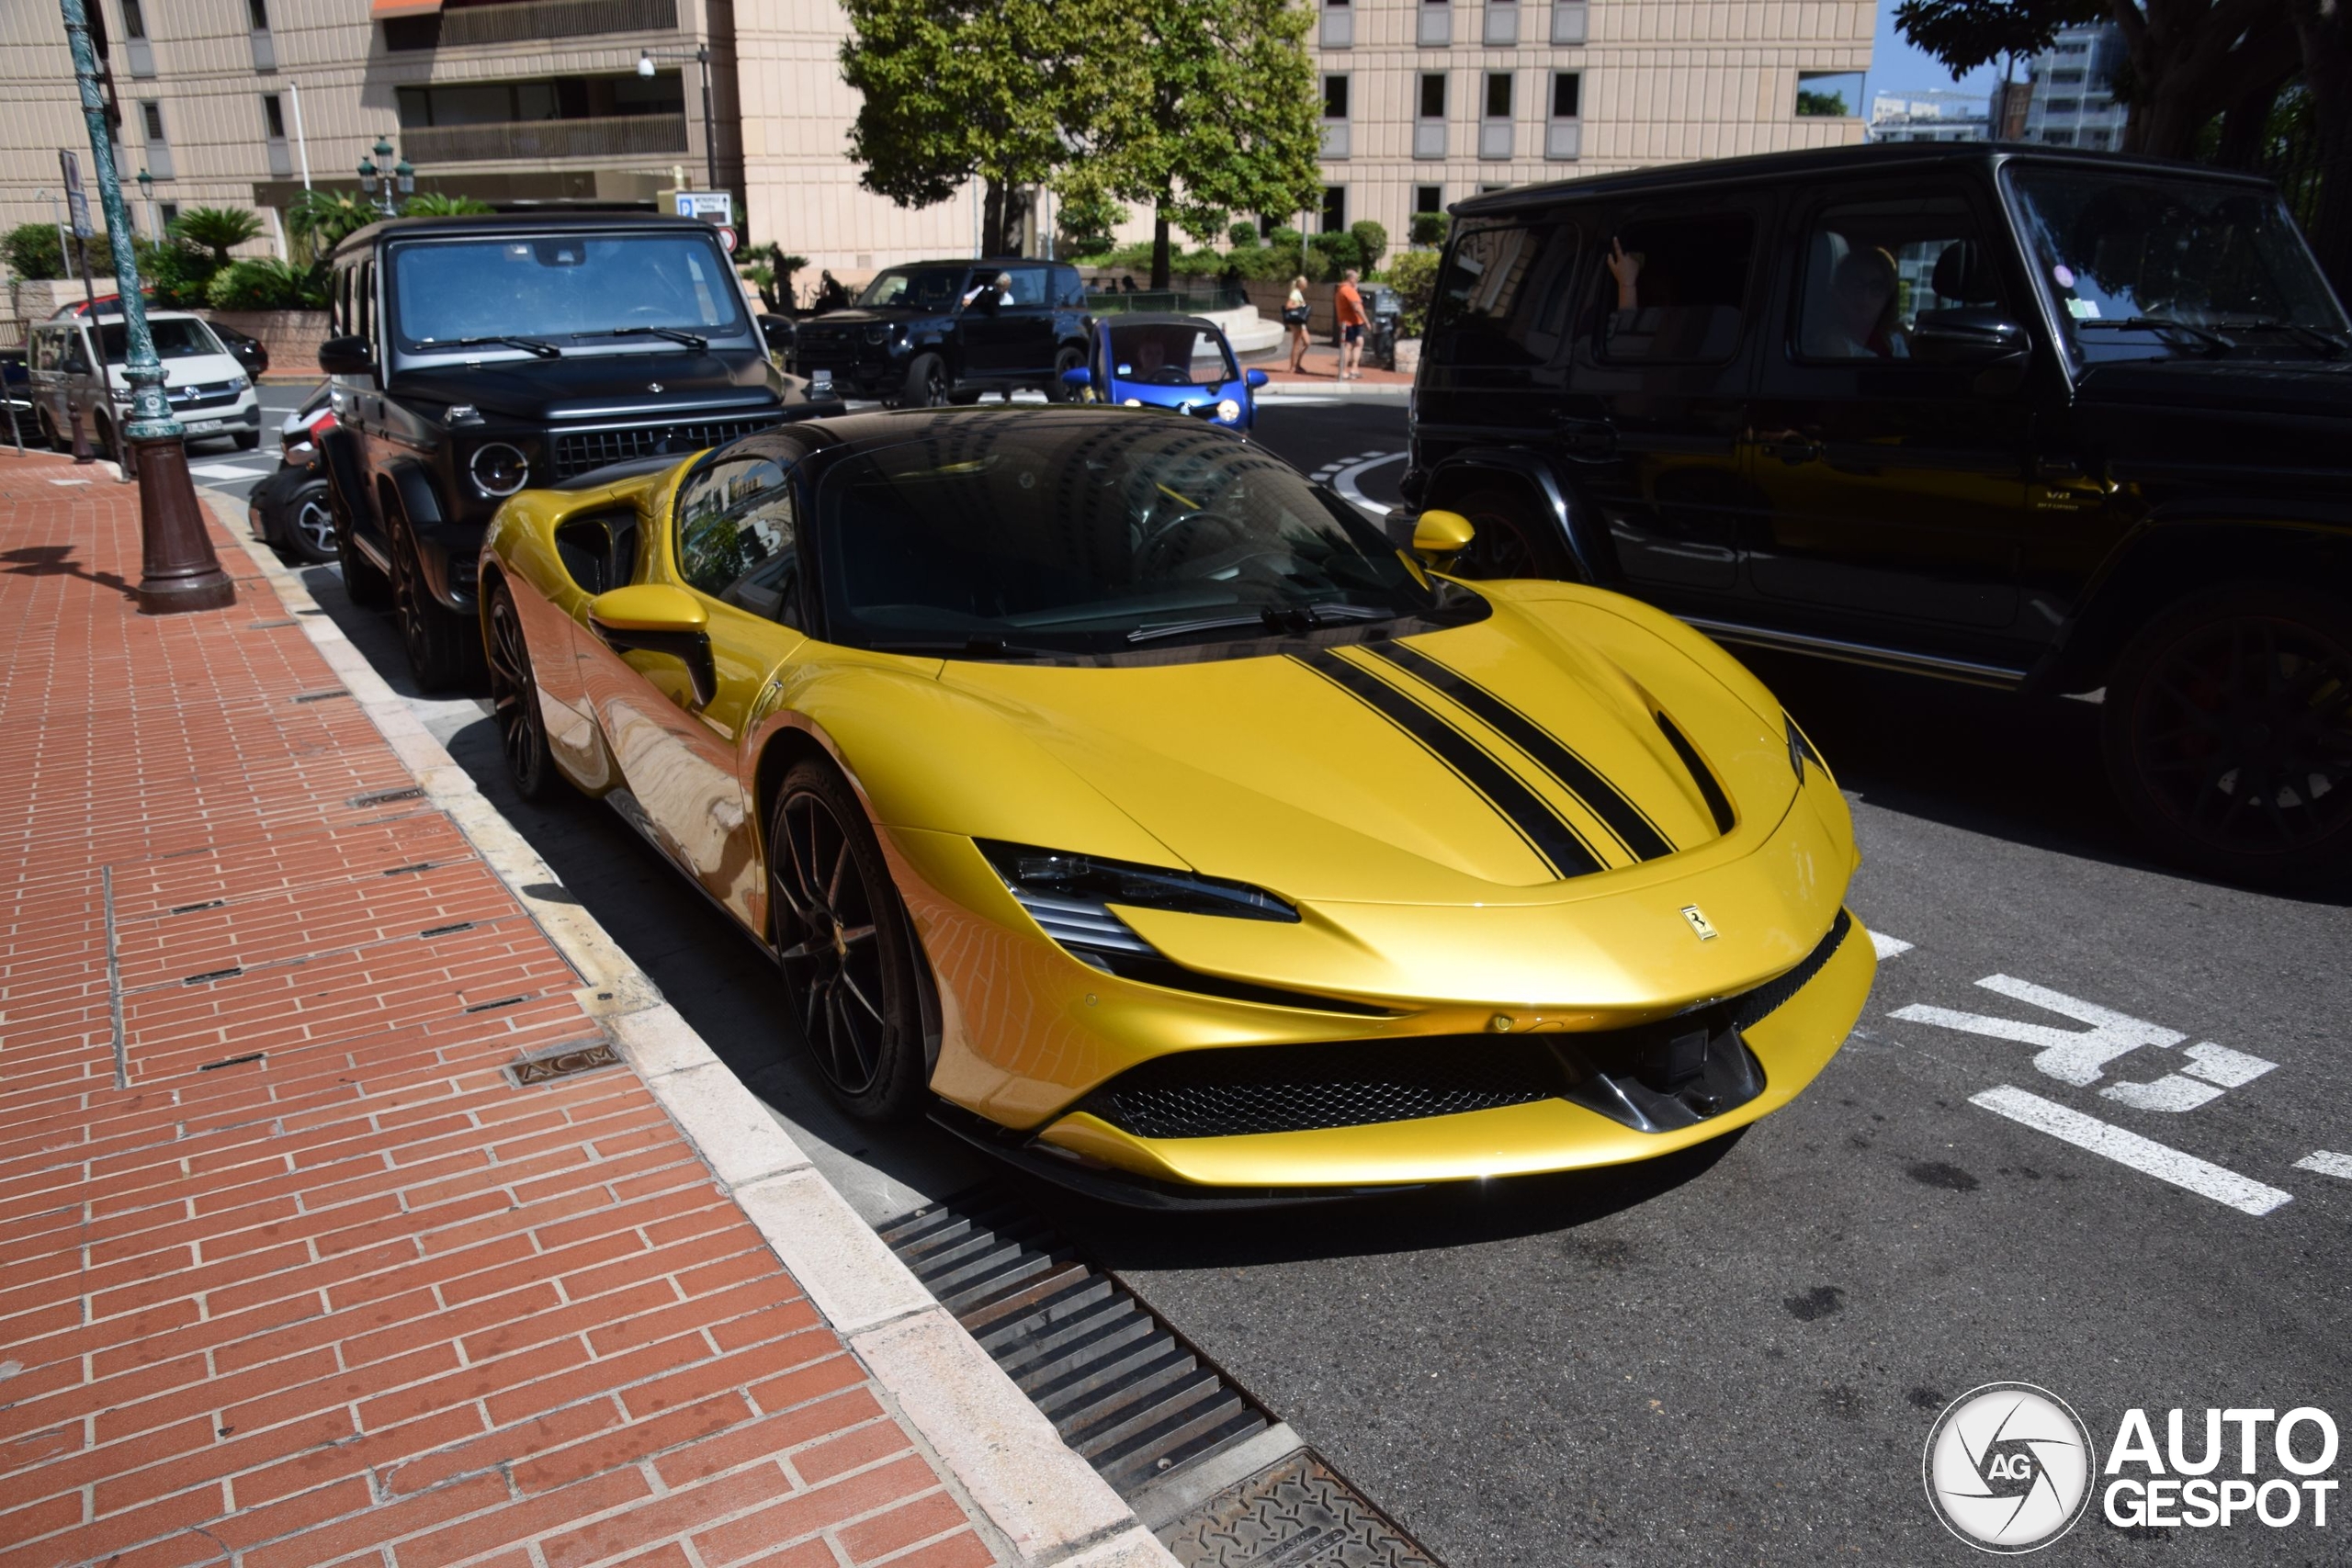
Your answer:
1655;712;1736;835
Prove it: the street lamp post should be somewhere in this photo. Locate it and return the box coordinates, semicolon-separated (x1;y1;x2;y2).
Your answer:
57;0;234;615
638;47;718;193
359;134;403;218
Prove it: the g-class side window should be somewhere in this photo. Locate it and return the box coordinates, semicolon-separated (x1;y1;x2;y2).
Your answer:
1597;212;1756;364
1430;220;1579;367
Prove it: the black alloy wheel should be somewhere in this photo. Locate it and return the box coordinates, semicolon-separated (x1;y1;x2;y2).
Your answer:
283;477;338;565
1444;486;1574;581
768;761;930;1121
331;480;394;608
386;496;486;693
2104;586;2352;886
905;353;949;409
35;409;60;452
1049;345;1088;403
484;581;559;801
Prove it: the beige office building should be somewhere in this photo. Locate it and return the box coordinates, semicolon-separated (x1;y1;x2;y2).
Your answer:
4;0;1866;287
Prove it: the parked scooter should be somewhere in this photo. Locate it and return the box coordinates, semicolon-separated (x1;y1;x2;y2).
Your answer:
247;382;338;566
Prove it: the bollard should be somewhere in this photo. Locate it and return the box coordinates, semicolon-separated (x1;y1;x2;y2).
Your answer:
69;402;93;464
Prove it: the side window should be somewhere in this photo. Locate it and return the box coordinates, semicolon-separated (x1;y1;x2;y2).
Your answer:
358;262;375;344
1429;220;1579;367
1795;193;2007;362
333;266;351;334
676;454;805;626
1002;265;1051;307
30;331;53;371
1053;266;1087;308
1598;211;1757;364
63;331;90;373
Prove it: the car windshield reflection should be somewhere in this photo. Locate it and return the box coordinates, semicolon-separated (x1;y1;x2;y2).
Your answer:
815;416;1452;655
1107;323;1238;387
2004;166;2349;363
856;267;968;310
388;234;746;357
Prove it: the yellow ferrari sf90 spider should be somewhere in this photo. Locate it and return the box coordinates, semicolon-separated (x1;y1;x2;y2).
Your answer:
479;407;1873;1202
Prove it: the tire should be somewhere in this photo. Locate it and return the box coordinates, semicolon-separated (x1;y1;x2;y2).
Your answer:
1048;345;1088;403
386;494;487;693
91;412;116;463
484;581;561;802
1442;485;1575;581
233;428;261;452
767;760;932;1121
331;478;394;609
2102;584;2352;886
35;409;60;451
281;476;338;566
903;353;948;409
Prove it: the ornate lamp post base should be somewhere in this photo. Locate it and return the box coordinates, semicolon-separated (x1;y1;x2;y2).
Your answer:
129;434;234;614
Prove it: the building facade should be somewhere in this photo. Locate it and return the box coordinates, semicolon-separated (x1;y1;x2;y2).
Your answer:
1866;87;1989;145
2019;22;2127;151
3;0;741;258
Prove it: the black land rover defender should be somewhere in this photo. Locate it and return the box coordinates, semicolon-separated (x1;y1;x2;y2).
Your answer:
316;213;839;690
787;258;1092;405
1406;142;2352;885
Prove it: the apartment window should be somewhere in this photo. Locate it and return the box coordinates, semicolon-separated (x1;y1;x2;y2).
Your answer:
1547;71;1582;160
2041;129;2075;145
1552;0;1588;44
1416;185;1442;216
1420;0;1452;49
263;93;290;176
1484;0;1519;47
159;201;179;227
121;0;154;76
1320;0;1351;50
141;100;164;141
396;73;684;129
121;0;145;35
262;94;286;140
1321;74;1351;159
1322;186;1347;233
2082;127;2111;148
247;0;276;70
2050;69;2084;85
2046;98;2079;116
1481;73;1514;158
1416;73;1447;159
247;0;270;28
1486;73;1513;118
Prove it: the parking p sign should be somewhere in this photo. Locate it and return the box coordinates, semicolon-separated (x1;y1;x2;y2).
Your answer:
670;190;732;227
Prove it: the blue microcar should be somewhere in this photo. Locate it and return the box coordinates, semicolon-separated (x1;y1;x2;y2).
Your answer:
1061;313;1267;433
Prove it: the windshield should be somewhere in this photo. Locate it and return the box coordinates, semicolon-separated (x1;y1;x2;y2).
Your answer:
816;415;1447;656
386;233;747;354
856;267;968;310
2005;165;2346;361
1106;323;1238;387
97;319;222;363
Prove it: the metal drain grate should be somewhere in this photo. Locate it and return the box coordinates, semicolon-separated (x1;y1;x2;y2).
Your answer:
879;1191;1448;1564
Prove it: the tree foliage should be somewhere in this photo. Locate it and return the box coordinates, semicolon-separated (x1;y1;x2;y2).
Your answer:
205;257;319;311
401;192;494;217
167;206;265;265
3;221;113;281
1893;0;2104;77
287;190;376;256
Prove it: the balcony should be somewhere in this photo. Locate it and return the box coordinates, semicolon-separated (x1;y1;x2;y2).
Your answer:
400;112;687;164
1484;1;1519;46
1414;120;1446;159
1320;121;1350;159
1552;1;1587;44
1419;4;1451;47
390;0;680;51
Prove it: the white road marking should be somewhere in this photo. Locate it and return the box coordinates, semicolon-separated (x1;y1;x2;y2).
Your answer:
2293;1151;2352;1179
1971;1084;2294;1216
1869;931;1914;960
2179;1042;2277;1088
1333;450;1405;517
1891;975;2185;1087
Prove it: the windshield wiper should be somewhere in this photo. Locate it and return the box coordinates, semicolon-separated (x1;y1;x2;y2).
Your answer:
419;334;560;358
578;325;708;351
1126;603;1396;645
2074;317;2232;354
861;635;1058;659
2210;318;2348;356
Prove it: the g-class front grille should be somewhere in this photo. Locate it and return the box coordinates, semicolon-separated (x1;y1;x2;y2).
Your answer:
550;417;778;481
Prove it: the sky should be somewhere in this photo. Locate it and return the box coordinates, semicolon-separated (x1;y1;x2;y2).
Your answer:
1865;0;2006;103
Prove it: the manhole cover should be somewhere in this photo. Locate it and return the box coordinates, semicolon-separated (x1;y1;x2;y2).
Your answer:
1163;1449;1442;1568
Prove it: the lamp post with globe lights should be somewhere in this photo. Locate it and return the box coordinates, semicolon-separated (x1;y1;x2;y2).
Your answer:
359;135;413;218
55;0;233;614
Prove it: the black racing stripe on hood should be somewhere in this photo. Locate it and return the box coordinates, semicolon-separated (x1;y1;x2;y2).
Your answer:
1291;650;1605;879
1367;641;1677;862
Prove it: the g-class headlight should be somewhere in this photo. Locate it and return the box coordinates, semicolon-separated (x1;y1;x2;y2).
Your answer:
864;322;890;344
469;442;530;497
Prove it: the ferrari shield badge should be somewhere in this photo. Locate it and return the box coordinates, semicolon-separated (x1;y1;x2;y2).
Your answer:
1680;906;1718;942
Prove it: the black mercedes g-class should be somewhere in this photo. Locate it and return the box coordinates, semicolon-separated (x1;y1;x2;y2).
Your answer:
787;258;1092;405
316;213;838;690
1407;142;2352;885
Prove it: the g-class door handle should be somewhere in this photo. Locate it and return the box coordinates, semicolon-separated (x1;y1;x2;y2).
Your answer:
1555;416;1616;459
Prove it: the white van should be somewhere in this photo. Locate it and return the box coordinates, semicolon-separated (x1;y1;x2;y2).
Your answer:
26;307;262;459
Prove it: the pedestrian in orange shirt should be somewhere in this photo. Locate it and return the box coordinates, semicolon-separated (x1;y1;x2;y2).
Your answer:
1333;268;1367;379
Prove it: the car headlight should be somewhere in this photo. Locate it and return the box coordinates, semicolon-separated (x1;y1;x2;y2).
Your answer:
864;323;890;344
1215;398;1241;423
1786;715;1827;784
469;442;530;497
979;840;1295;963
109;386;133;404
226;373;250;392
1122;397;1142;408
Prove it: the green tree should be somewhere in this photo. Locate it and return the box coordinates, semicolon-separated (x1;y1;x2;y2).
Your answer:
167;206;265;265
1385;249;1442;337
1227;220;1260;248
1350;220;1388;274
141;239;218;308
1795;88;1850;116
401;192;495;217
1072;0;1323;288
1408;210;1450;248
4;222;113;281
287;189;376;258
841;0;1113;256
206;257;315;310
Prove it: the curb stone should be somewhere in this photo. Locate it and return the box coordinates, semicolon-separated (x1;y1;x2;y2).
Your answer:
207;489;1184;1568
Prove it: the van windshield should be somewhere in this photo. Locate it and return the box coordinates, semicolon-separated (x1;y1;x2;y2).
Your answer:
96;319;223;363
387;233;748;355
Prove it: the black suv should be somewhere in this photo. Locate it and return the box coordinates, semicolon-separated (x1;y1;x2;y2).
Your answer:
1406;142;2352;885
316;213;838;689
788;258;1091;405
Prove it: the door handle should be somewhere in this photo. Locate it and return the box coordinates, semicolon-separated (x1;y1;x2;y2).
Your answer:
2034;456;2084;483
1768;440;1821;466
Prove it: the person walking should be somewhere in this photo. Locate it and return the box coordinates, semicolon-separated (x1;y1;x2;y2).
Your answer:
1283;276;1312;374
1334;269;1367;379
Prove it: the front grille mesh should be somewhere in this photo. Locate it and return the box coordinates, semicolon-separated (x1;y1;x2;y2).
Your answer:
1086;1037;1562;1139
549;418;777;481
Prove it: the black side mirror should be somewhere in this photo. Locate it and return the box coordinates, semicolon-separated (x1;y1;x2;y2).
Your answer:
1910;309;2029;365
318;335;374;376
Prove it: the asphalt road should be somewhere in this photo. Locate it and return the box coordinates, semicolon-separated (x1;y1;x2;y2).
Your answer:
232;396;2350;1567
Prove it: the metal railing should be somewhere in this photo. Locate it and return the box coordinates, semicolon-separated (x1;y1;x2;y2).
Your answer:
1083;288;1251;315
400;113;687;164
437;0;679;45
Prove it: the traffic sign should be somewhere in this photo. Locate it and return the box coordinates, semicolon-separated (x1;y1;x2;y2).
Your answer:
58;150;92;238
717;224;738;254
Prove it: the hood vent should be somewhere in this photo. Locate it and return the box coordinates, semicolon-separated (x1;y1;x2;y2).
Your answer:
1655;711;1736;835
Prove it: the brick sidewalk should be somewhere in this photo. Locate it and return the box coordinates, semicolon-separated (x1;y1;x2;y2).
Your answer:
1249;344;1411;387
0;455;995;1568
